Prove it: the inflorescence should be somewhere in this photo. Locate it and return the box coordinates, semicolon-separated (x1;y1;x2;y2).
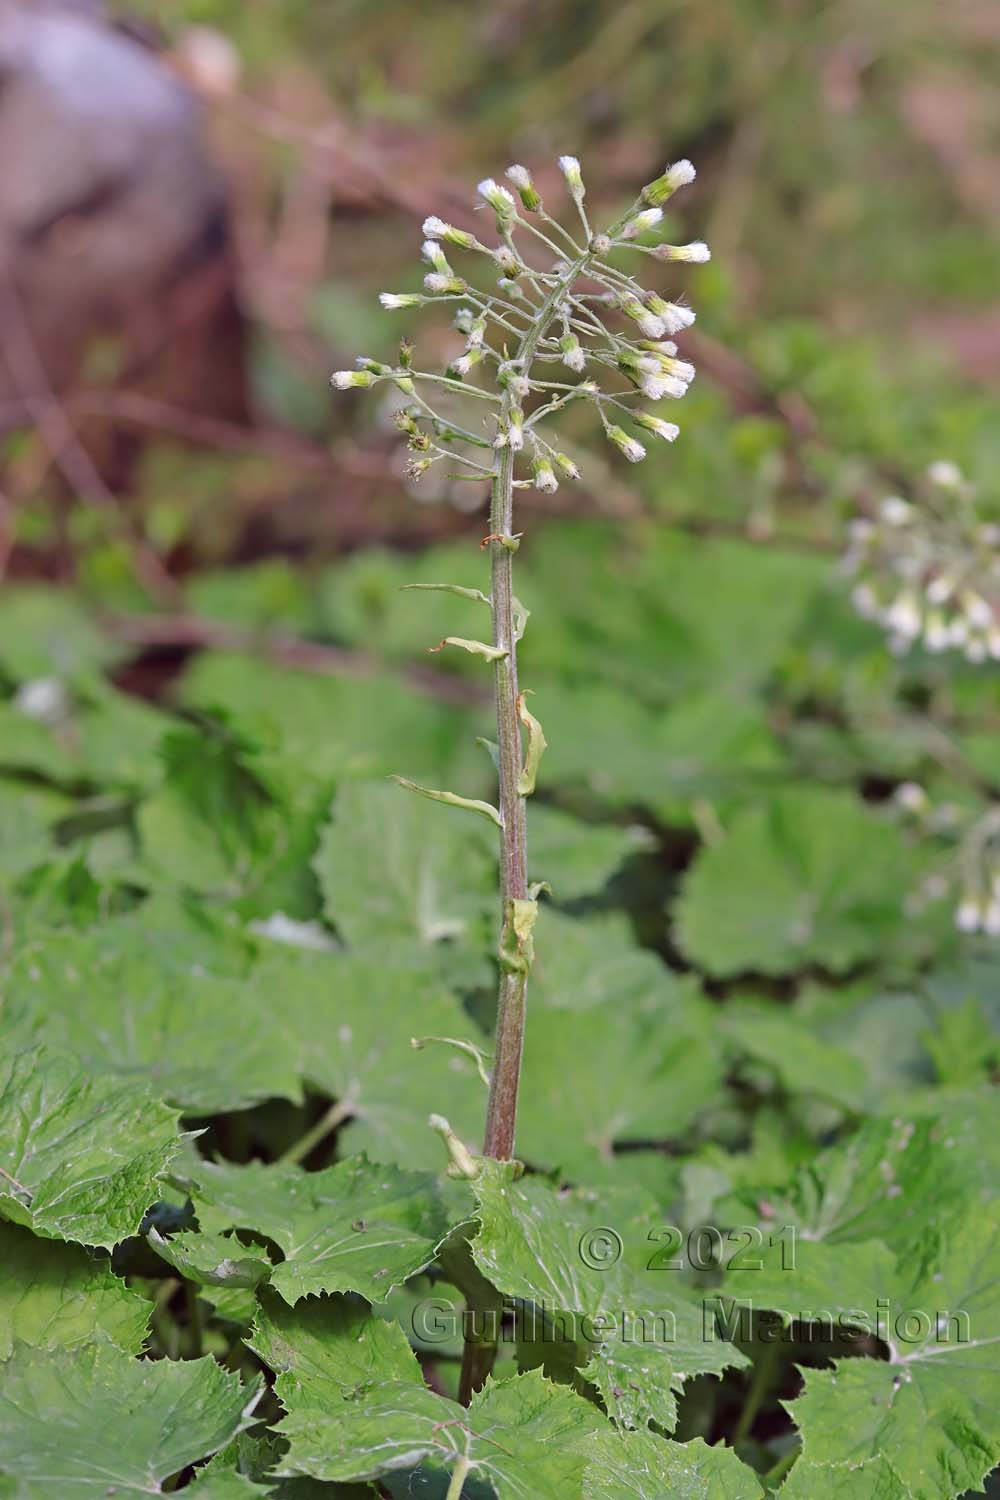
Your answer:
330;155;709;490
844;461;1000;662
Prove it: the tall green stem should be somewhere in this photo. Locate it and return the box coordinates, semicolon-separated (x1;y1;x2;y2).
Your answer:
480;250;590;1161
482;440;529;1161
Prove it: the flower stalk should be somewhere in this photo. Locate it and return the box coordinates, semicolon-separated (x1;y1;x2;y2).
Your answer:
329;150;709;1396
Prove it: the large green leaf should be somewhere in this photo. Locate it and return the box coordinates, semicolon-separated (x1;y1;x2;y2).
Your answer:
275;1365;603;1493
0;782;71;878
471;1164;748;1432
0;588;121;682
192;1434;376;1498
0;1220;149;1357
180;650;473;788
515;915;724;1175
148;1227;273;1292
260;947;489;1170
136;721;287;897
4;914;301;1115
0;1342;261;1497
0;1045;182;1248
528;807;647;899
720;1099;1000;1262
582;1429;760;1498
188;1155;449;1303
778;1202;1000;1500
313;779;494;949
675;787;915;977
249;1286;422;1392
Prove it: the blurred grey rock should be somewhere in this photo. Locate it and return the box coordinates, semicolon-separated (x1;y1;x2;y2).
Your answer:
0;0;245;418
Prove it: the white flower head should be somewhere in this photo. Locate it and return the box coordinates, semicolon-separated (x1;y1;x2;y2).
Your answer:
422;239;450;273
962;591;993;630
477;178;515;221
956;899;982;934
622;207;663;240
331;369;374;390
927;459;964;490
379;292;422;310
423;272;465;295
894;782;927;813
666;158;697;190
924;611;950;652
561;340;586;373
606;425;646;463
851;582;879;619
885;590;922;640
553;452;582;481
925;573;955;606
645;296;696;334
642;157;697;205
532;456;559;494
661;356;695;384
505;163;541;210
635;413;680;442
639;373;689;402
558;154;585;199
493;245;521;277
422;216;449;239
14;676;68;724
663;240;711;263
879;496;911;526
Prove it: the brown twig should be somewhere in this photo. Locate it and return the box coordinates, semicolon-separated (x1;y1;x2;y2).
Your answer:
100;611;486;707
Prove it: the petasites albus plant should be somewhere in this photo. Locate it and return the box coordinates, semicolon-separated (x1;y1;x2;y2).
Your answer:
331;154;709;1182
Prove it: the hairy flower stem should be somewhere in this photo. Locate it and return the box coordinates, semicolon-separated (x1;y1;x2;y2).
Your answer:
482;440;529;1162
461;262;595;1406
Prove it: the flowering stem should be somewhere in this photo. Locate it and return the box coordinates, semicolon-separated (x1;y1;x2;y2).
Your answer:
481;440;529;1162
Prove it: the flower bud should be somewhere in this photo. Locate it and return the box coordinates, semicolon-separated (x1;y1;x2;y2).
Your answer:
619;295;667;339
423;273;467;295
450;348;484;378
927;459;963;490
606;425;646;463
422;216;478;250
558;155;585;203
505;164;541;212
493;245;523;277
532;455;559;493
621;207;664;240
466;314;488;349
651;240;712;263
330;369;375;390
644;295;696;334
879;496;912;526
634;412;680;442
642;158;696;206
559;333;586;372
553;452;581;480
956;899;982;933
477;178;516;228
379;292;423;310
